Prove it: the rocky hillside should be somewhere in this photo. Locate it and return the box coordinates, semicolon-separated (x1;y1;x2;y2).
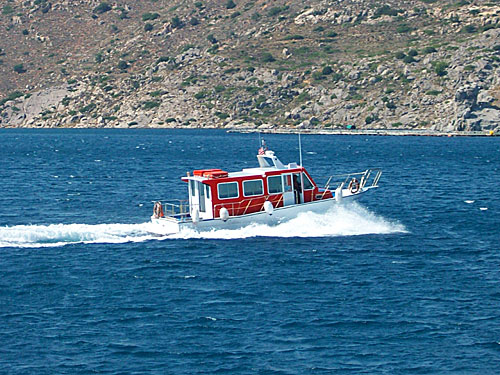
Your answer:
0;0;499;132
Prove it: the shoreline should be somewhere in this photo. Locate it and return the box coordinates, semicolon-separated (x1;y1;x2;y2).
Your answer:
227;128;498;137
1;126;497;137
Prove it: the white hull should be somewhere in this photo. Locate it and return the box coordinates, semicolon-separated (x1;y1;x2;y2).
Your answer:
150;188;372;235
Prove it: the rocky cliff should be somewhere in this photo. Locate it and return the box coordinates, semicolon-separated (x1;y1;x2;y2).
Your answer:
0;0;499;132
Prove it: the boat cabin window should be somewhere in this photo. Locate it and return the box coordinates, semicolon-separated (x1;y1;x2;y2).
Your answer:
205;184;210;199
284;175;293;192
261;157;274;167
243;179;263;197
302;173;314;190
267;175;283;194
189;180;196;196
218;182;239;199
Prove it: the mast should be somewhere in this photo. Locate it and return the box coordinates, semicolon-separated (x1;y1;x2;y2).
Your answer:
298;133;304;202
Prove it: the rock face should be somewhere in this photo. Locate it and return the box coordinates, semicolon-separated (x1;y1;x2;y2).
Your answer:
0;0;499;132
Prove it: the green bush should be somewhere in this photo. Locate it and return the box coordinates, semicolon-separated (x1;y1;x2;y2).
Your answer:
408;49;418;57
215;111;229;119
144;23;153;32
150;90;165;97
157;56;170;64
395;51;406;60
79;103;96;113
0;91;24;106
142;12;160;21
433;61;449;76
171;16;183;29
189;17;200;25
143;101;160;109
373;5;402;18
322;66;333;75
461;24;477;33
94;2;111;14
426;90;442;95
403;55;415;63
268;6;288;17
231;11;241;18
396;24;412;33
296;92;311;103
117;60;129;70
194;2;203;9
22;29;29;36
261;52;275;62
285;34;304;40
325;31;338;38
194;90;209;99
2;5;14;15
312;71;324;80
365;114;378;124
95;52;104;63
207;33;217;44
13;64;26;73
226;0;236;9
423;46;437;54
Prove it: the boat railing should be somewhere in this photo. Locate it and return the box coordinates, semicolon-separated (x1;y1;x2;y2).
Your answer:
321;168;382;192
153;200;190;219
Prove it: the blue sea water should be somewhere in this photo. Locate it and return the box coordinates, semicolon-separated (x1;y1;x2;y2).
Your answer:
0;129;499;374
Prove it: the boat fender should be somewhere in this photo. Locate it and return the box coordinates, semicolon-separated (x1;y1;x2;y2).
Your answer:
192;208;200;224
263;201;274;215
220;207;229;222
335;186;343;202
348;178;360;194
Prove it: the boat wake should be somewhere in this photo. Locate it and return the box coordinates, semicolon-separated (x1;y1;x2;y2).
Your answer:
0;202;405;248
172;202;406;239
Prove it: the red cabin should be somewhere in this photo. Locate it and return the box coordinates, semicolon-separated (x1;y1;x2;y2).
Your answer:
181;150;333;221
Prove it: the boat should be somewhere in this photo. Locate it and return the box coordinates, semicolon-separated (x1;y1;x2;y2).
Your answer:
150;141;381;234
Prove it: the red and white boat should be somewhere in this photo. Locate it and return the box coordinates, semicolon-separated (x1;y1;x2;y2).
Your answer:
151;142;381;234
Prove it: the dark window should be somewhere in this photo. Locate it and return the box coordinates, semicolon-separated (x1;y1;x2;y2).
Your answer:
262;157;274;167
218;182;239;199
267;175;283;194
189;180;195;196
302;173;314;190
243;180;263;196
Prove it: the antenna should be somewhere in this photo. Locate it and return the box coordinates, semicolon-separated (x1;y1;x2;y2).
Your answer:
298;132;305;202
298;132;303;166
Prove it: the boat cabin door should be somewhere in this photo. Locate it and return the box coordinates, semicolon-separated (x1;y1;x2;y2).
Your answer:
282;174;295;206
282;173;302;206
188;180;213;220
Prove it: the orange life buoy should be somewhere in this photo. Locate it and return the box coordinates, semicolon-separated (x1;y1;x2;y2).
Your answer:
153;202;164;218
348;178;360;194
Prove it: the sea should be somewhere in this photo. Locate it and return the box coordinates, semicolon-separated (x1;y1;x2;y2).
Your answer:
0;129;499;374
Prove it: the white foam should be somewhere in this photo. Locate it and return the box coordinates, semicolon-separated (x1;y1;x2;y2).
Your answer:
0;222;158;248
170;202;406;240
0;202;405;248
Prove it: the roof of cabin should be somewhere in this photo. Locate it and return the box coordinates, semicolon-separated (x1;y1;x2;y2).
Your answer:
182;150;303;182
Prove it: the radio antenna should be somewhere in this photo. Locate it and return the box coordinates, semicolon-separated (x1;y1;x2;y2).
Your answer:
298;132;303;166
